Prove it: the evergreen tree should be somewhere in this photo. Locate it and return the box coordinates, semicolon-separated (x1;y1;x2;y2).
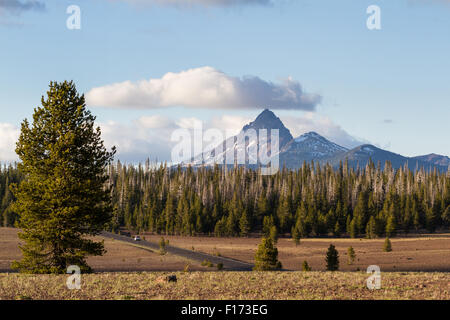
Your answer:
11;81;115;273
349;218;357;238
365;216;376;239
277;195;292;233
291;223;301;246
412;202;421;231
386;213;396;237
347;246;356;265
426;206;437;233
443;205;450;227
325;244;339;271
262;215;275;238
159;237;167;255
383;237;392;252
353;193;368;235
253;237;282;271
214;217;227;236
239;209;250;237
346;215;352;237
333;221;341;237
269;225;278;244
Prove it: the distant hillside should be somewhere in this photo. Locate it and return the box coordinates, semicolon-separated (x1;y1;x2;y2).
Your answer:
324;144;446;171
411;154;450;167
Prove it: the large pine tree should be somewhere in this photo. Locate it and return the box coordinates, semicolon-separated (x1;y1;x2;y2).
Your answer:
11;81;115;274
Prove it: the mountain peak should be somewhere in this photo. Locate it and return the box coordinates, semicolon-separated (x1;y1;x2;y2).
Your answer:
241;109;293;148
255;108;276;120
295;131;323;141
246;109;281;127
289;131;347;158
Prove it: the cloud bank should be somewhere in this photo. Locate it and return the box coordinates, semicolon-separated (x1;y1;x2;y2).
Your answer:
86;67;321;111
0;112;366;163
99;113;365;162
98;114;252;163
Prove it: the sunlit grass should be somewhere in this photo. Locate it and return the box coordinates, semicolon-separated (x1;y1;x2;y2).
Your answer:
0;271;448;300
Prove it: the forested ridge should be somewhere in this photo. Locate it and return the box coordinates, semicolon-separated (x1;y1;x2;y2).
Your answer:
1;160;450;238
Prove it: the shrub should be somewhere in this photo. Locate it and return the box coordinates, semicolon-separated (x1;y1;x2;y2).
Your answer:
201;260;214;267
217;263;224;270
302;260;311;271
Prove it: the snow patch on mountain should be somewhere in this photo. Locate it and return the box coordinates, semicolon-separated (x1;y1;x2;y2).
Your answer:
291;132;348;156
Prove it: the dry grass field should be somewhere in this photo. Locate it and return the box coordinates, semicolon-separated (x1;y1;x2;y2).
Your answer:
144;233;450;272
1;227;449;300
0;228;206;272
2;227;450;272
0;271;449;300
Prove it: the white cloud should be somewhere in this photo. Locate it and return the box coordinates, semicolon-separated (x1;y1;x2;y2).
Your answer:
0;123;19;162
136;115;174;129
0;117;178;164
281;113;367;149
98;118;176;162
98;114;252;163
86;67;321;111
175;117;204;130
210;115;252;135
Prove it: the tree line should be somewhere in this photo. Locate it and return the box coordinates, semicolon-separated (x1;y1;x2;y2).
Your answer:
3;159;448;238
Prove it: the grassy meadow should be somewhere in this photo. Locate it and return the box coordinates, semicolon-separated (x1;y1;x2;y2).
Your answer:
1;271;449;300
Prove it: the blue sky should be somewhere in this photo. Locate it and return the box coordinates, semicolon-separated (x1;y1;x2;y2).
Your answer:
1;0;449;162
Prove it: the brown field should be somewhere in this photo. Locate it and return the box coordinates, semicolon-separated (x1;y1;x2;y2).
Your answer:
2;227;450;273
0;228;206;272
142;233;450;272
1;227;449;300
0;271;449;300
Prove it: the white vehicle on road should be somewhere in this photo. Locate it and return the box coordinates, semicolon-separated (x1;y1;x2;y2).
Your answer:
133;235;141;241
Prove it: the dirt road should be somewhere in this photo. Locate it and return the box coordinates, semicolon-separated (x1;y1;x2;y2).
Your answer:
100;231;253;271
